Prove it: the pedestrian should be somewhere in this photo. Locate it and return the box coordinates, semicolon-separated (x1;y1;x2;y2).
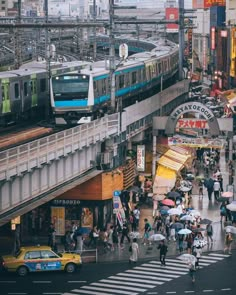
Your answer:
213;179;221;201
143;218;152;245
133;206;140;229
157;240;168;266
129;238;139;264
108;225;114;251
198;180;203;198
177;233;184;253
120;220;130;248
188;261;196;283
64;231;74;251
88;226;99;248
112;225;119;249
129;212;136;232
74;227;83;252
224;232;233;254
206;222;213;244
186;234;193;254
193;246;202;269
220;202;227;223
48;223;55;248
13;224;21;255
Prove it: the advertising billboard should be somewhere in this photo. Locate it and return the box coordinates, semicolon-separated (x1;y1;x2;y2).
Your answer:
165;8;179;33
230;28;236;77
137;145;145;172
204;0;226;8
193;0;226;8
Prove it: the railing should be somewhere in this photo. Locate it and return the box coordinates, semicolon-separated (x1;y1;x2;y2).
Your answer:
0;114;119;181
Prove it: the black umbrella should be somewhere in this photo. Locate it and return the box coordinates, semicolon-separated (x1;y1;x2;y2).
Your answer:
199;218;212;225
167;191;181;200
192;227;205;232
171;222;184;231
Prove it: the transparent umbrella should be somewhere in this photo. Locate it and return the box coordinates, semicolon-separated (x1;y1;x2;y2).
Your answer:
178;254;197;263
149;234;166;241
178;228;192;235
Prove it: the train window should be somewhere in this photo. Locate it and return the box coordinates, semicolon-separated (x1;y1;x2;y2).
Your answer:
93;81;97;91
14;83;19;99
119;75;124;88
40;79;46;92
158;63;162;74
24;82;28;96
131;72;137;84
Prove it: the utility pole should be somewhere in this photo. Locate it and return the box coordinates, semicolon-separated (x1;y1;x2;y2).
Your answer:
109;0;116;113
93;0;97;60
45;0;51;121
178;0;185;81
14;0;22;69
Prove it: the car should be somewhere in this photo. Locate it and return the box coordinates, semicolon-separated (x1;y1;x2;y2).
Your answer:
1;245;82;276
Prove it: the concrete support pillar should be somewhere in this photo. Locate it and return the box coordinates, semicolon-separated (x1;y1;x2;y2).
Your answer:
229;138;233;161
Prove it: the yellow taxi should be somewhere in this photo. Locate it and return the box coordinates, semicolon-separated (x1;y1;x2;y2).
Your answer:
1;245;82;276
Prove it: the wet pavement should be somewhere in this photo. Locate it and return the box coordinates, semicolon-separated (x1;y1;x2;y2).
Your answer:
0;150;235;264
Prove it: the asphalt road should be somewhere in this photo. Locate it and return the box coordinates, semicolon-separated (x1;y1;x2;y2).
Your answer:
0;251;235;295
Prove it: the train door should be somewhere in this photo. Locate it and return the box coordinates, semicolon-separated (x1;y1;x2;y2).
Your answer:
1;79;11;114
30;74;38;107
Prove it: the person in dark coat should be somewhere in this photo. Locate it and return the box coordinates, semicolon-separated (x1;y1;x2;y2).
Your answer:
157;240;168;266
120;221;130;248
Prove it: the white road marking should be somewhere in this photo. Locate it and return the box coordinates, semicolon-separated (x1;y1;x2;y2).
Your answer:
201;255;223;261
150;261;187;268
109;275;164;285
67;281;87;283
166;292;176;294
43;293;62;295
33;281;51;283
65;291;114;295
117;272;171;281
91;282;147;292
141;263;188;273
202;290;214;292
209;253;230;258
221;288;231;291
134;266;186;275
126;269;179;278
184;291;195;293
80;286;139;294
100;278;157;287
199;259;217;263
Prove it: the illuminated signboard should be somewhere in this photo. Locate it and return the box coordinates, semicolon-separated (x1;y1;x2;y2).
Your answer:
211;27;216;50
176;119;209;129
165;8;179;33
137;145;145;172
204;0;226;8
230;28;236;77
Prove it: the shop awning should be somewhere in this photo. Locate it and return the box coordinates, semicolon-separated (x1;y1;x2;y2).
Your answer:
158;156;184;172
164;149;191;164
153;165;177;196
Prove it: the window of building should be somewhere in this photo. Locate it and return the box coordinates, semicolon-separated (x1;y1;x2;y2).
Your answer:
14;83;19;99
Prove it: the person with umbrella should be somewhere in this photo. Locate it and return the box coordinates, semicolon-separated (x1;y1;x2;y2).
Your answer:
204;178;214;201
206;222;213;244
157;239;168;266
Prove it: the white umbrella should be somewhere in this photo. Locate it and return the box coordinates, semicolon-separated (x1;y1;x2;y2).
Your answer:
168;208;182;215
178;228;192;235
227;201;236;212
225;226;236;234
193;239;208;248
188;210;201;217
179;186;192;192
178;254;197;263
149;234;166;241
180;215;195;222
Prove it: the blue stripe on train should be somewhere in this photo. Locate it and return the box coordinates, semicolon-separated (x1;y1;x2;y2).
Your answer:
55;100;88;107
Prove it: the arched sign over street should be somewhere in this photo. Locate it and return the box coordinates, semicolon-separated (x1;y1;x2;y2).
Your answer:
165;101;220;136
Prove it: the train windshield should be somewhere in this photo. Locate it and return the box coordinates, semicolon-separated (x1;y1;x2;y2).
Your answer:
52;74;89;100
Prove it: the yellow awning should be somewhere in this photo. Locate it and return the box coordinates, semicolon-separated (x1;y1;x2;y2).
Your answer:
153;165;177;196
165;150;190;163
158;156;184;172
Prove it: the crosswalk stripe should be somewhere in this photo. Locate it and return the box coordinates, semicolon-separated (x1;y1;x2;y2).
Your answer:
100;279;157;288
81;286;138;294
141;263;188;273
149;261;204;268
117;272;172;281
109;276;164;285
126;269;179;278
199;258;217;263
149;261;187;268
134;266;186;275
209;253;230;258
91;282;147;292
201;255;223;260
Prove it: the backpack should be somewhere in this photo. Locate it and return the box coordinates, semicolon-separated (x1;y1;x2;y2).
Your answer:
220;207;226;216
207;225;212;233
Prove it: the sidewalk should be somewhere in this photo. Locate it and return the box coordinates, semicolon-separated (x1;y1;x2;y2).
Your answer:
0;150;235;264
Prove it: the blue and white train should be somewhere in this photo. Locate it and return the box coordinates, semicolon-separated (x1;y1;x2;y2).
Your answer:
50;38;179;125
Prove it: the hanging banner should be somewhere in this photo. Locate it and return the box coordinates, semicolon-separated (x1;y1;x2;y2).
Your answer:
137;145;145;172
168;136;224;148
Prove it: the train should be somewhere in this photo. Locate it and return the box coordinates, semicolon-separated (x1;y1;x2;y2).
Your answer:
0;61;90;126
50;37;179;125
0;36;179;127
